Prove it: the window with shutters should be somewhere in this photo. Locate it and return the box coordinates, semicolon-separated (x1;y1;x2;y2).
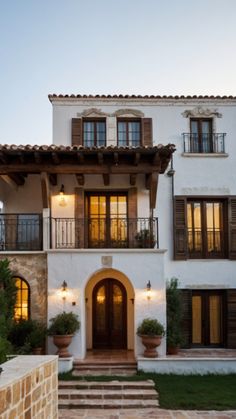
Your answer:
173;196;236;260
117;119;141;146
83;119;106;147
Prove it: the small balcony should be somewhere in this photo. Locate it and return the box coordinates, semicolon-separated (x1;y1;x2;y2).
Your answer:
182;133;226;153
52;217;158;249
0;215;158;251
0;214;43;251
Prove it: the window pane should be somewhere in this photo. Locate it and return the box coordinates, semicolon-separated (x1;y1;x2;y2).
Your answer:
96;122;106;146
187;202;202;253
14;278;29;321
118;122;127;146
84;122;95;146
128;122;140;146
206;202;222;253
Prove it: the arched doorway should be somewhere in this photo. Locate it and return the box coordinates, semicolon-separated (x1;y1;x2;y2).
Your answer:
92;278;127;349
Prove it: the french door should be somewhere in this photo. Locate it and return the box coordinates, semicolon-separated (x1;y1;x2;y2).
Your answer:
192;291;225;347
86;193;128;248
92;278;127;349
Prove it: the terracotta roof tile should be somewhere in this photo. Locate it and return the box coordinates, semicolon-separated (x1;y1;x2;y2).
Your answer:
48;94;236;101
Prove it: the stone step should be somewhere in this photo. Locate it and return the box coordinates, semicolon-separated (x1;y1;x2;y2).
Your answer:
58;380;155;390
72;368;137;376
73;361;137;367
58;388;158;400
58;398;159;409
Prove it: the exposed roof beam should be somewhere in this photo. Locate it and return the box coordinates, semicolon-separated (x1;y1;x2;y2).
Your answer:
40;172;50;208
49;174;57;186
146;172;159;209
103;174;110;186
114;152;119;165
0;175;17;190
152;152;161;167
9;173;25;186
0;152;7;164
52;152;60;165
98;152;103;165
130;174;136;186
134;152;140;166
34;152;42;164
76;174;85;186
77;152;84;164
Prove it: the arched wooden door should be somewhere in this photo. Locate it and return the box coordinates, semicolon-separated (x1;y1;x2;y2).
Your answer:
92;278;127;349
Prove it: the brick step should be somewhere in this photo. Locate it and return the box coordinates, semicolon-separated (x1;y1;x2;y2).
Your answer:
58;398;159;409
58;388;157;400
58;380;155;390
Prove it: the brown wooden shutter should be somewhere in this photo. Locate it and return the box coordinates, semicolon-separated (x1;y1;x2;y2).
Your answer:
142;118;153;146
75;188;84;248
72;118;83;146
228;197;236;260
173;197;187;260
128;187;137;246
226;289;236;348
180;289;192;348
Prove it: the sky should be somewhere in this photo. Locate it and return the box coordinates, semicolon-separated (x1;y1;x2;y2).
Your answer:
1;0;236;145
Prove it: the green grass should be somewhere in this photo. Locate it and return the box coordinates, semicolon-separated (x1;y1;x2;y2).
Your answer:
58;371;236;410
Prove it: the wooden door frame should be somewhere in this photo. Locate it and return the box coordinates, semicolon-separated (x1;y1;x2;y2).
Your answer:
92;278;127;349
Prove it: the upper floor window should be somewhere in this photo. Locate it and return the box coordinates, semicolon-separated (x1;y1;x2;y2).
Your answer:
14;277;30;321
173;196;236;260
83;120;106;147
183;118;226;153
187;199;226;258
117;119;141;147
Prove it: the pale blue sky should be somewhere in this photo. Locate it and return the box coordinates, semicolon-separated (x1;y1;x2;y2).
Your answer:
1;0;236;145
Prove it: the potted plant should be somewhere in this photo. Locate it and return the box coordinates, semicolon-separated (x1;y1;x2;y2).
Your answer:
48;311;80;358
166;277;183;355
137;318;165;358
27;322;47;355
135;229;156;248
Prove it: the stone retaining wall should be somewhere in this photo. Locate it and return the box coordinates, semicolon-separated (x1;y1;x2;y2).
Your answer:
0;355;58;419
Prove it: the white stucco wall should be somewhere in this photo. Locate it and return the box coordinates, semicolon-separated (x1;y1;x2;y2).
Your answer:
47;249;167;359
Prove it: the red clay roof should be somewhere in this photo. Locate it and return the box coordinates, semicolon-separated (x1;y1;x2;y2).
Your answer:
48;94;236;101
0;144;175;152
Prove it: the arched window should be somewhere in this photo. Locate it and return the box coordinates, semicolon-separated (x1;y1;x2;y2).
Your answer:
14;277;30;321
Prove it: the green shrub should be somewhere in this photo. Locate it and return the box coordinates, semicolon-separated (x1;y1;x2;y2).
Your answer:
48;311;80;335
0;337;13;364
8;319;35;348
137;318;165;336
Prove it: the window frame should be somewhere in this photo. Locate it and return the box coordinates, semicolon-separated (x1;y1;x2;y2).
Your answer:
117;118;141;147
14;276;30;321
83;118;106;147
190;118;213;153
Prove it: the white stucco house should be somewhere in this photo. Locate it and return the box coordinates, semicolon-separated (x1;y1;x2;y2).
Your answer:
0;94;236;371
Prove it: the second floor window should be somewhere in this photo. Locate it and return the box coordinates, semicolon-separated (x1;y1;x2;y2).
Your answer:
190;118;212;153
83;120;106;147
117;120;141;146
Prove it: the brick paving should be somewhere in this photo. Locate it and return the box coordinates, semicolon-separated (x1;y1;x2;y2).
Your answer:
59;408;236;418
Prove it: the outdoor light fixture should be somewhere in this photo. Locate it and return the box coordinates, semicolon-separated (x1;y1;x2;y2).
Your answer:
61;280;68;300
59;184;66;207
146;280;151;300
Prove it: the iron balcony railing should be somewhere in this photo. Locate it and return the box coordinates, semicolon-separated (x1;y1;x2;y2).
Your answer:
52;217;158;249
0;214;43;251
182;133;226;153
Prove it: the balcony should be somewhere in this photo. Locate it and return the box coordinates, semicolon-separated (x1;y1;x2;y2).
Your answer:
0;215;158;251
0;214;42;251
182;133;226;153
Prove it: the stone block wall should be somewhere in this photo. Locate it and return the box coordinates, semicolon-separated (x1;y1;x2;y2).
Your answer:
0;253;47;323
0;355;58;418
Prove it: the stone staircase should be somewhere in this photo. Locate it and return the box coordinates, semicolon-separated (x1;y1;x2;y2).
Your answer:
72;360;137;376
58;379;159;409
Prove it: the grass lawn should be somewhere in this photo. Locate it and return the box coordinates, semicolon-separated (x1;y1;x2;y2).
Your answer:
59;371;236;410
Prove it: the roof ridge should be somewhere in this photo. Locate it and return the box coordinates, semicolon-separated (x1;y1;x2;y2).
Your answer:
48;94;236;101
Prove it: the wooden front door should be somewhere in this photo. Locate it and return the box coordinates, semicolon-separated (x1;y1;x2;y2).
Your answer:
92;278;127;349
192;291;225;347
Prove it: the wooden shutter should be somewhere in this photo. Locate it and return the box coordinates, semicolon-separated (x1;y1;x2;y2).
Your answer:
128;188;137;246
173;197;187;260
72;118;83;146
229;197;236;260
142;118;153;146
226;289;236;348
75;188;85;248
180;289;192;348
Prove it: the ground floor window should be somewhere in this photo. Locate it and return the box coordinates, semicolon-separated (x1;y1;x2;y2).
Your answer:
14;277;30;321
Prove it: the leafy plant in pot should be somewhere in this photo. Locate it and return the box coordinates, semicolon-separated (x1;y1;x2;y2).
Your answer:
137;318;165;358
166;277;183;355
27;322;47;355
48;311;80;358
135;229;156;248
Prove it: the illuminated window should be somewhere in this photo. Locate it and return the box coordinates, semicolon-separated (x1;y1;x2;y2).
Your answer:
14;277;30;321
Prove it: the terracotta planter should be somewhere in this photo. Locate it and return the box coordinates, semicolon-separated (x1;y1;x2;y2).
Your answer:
167;346;179;355
139;335;162;358
32;347;43;355
53;335;73;357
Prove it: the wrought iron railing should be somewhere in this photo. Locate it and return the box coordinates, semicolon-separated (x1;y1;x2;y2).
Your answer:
182;133;226;153
0;214;42;251
52;217;158;249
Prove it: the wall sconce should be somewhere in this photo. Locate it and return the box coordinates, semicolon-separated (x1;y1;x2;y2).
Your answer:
146;280;151;300
61;280;68;301
59;184;67;207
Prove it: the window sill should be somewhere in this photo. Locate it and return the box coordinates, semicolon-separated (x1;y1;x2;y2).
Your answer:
181;153;228;158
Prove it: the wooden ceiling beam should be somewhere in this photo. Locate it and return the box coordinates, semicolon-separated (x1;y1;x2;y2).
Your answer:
0;152;8;164
8;173;25;186
40;172;50;208
98;152;103;165
52;152;60;165
76;174;85;186
103;173;110;186
114;152;119;166
146;172;159;209
130;174;136;186
134;152;140;166
0;175;17;189
49;174;57;186
34;152;42;164
152;152;161;167
77;152;84;164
